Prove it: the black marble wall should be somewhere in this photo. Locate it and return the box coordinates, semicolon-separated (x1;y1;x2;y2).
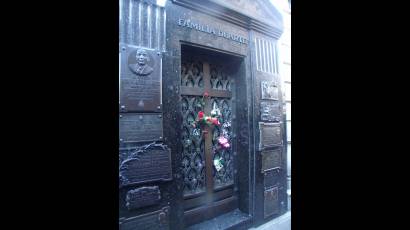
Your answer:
119;0;286;229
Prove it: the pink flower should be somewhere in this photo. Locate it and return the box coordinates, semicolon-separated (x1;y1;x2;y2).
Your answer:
211;117;220;126
218;136;230;149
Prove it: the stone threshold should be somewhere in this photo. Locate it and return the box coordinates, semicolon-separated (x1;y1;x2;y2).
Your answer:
249;211;291;230
186;209;252;230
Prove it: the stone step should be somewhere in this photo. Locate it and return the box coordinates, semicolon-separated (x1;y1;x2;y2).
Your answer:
248;211;291;230
186;209;252;230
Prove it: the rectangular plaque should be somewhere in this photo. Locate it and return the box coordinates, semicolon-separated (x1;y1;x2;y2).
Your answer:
126;186;161;210
119;113;163;143
261;149;282;172
264;187;279;218
260;101;280;122
119;143;172;187
120;206;170;230
261;81;279;100
259;122;282;150
120;44;162;112
264;170;280;189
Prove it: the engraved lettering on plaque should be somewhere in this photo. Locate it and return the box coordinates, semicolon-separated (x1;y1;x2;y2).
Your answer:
259;122;282;150
261;149;281;172
261;81;279;100
120;45;161;112
119;113;163;143
264;170;280;189
260;101;280;122
119;143;172;187
264;187;279;218
126;186;161;210
119;206;170;230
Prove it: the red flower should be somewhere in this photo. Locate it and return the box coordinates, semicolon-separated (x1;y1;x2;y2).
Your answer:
203;92;209;97
198;111;204;120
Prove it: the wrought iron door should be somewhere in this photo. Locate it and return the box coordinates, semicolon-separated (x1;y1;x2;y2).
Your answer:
180;49;237;226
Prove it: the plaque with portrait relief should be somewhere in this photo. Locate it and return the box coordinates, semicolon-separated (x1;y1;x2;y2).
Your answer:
261;81;279;100
120;44;162;112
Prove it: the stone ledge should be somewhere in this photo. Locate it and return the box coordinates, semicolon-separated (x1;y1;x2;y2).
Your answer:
249;211;291;230
186;209;252;230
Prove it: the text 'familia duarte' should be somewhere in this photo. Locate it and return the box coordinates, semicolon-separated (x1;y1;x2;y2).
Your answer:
178;18;248;45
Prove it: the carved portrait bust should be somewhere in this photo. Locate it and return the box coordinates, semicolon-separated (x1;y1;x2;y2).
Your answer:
261;81;278;100
129;48;154;76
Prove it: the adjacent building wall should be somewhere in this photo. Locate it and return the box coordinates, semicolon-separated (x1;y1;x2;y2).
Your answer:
270;0;291;209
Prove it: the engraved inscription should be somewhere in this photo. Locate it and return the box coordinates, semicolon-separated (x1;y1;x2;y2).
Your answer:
259;122;282;150
264;187;279;218
260;101;280;122
261;149;281;172
264;169;280;189
177;18;248;45
119;113;163;143
261;81;278;100
119;143;172;187
126;186;161;210
120;206;170;230
120;45;161;112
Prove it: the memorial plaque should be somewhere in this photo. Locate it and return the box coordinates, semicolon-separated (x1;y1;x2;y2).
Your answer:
261;81;279;100
126;186;161;210
120;44;162;112
261;149;281;172
264;187;279;218
119;143;172;187
120;206;170;230
264;169;280;189
260;101;280;122
119;113;163;143
259;122;282;150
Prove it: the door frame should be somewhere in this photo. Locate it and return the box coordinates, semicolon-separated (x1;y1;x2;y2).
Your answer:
161;41;254;228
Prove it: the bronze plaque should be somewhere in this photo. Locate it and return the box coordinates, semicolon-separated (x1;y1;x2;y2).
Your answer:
119;143;172;187
119;113;163;143
261;81;279;100
119;206;170;230
126;186;161;210
264;170;280;189
264;187;279;218
260;101;280;122
259;122;282;150
261;149;281;172
120;44;161;112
